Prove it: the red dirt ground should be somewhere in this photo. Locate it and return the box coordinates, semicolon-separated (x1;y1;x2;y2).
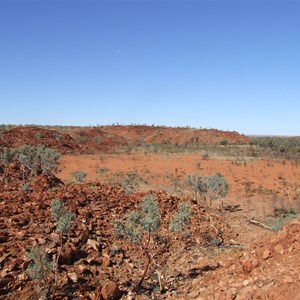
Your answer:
58;153;300;219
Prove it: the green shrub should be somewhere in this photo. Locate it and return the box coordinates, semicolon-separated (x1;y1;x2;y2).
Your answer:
27;245;53;281
72;171;87;184
35;132;43;140
114;194;161;287
27;245;53;299
50;199;74;297
26;200;74;299
114;194;192;289
220;139;228;146
198;173;230;204
37;145;60;175
114;194;160;242
169;202;191;232
1;147;18;166
22;181;32;193
186;173;230;207
122;171;147;194
51;199;74;234
1;145;60;177
98;167;109;175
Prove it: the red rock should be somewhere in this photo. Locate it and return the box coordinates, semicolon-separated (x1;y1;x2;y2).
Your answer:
59;243;78;265
294;242;300;250
240;256;259;273
81;232;89;244
51;232;61;244
12;258;24;266
102;256;111;267
101;281;123;300
0;277;13;289
274;244;285;255
68;272;79;283
262;249;271;260
87;239;101;251
0;235;8;243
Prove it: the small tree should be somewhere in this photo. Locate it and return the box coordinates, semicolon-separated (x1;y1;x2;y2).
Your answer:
198;173;229;206
37;145;61;175
27;245;53;299
114;194;160;288
51;199;74;297
186;173;230;207
26;200;74;299
186;174;201;201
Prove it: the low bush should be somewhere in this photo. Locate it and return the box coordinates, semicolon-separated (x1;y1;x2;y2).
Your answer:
186;173;230;207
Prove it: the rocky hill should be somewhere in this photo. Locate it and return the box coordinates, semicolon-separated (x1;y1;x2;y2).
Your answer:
0;125;249;154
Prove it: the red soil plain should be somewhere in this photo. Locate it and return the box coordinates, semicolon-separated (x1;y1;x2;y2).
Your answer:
1;125;300;300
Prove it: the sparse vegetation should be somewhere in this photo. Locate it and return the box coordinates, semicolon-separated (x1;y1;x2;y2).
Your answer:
169;201;191;233
220;139;228;146
194;159;201;170
1;147;19;166
51;199;74;234
186;173;230;207
0;145;60;190
51;199;74;297
74;132;88;145
251;136;300;161
72;171;87;183
114;194;193;291
114;194;161;288
27;245;53;299
122;171;147;194
26;199;74;299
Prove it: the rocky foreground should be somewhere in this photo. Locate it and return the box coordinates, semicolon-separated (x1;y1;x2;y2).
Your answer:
1;162;300;299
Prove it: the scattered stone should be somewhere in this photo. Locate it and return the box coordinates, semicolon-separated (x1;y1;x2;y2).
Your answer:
102;256;111;267
81;232;89;244
68;272;79;283
0;277;13;289
101;281;123;300
262;249;271;260
0;235;9;243
274;244;285;255
240;256;259;273
87;239;101;251
51;232;61;244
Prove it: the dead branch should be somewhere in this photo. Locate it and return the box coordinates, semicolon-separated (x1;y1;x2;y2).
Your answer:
249;218;273;231
285;187;294;208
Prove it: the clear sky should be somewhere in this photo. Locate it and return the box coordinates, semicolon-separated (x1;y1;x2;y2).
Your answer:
0;0;299;135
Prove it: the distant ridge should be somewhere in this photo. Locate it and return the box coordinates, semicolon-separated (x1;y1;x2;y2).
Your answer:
0;125;249;154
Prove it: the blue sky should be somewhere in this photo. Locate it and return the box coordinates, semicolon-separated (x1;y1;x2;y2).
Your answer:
0;0;299;135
